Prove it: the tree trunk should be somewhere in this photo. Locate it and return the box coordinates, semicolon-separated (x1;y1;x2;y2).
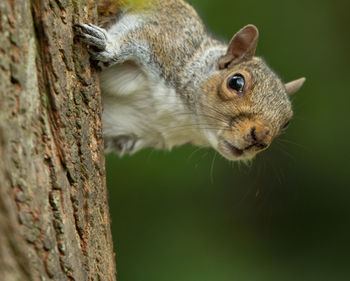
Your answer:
0;0;116;280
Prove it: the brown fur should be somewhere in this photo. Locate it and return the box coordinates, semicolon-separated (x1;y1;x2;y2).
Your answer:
200;56;294;159
80;0;304;160
98;0;121;28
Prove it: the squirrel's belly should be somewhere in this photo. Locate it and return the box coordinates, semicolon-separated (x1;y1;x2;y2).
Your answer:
100;62;207;152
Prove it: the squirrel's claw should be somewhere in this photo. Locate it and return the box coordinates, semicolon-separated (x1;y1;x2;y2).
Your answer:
77;33;107;50
75;24;108;40
75;23;118;62
75;23;110;50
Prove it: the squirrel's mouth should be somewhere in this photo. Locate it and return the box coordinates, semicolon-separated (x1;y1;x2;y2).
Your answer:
219;139;267;160
224;140;244;157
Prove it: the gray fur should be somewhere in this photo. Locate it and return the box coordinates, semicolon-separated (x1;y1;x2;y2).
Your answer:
76;0;304;160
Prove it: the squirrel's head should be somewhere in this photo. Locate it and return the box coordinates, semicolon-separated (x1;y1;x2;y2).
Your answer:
199;25;305;161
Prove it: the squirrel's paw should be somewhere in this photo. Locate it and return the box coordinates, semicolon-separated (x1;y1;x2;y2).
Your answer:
75;23;117;62
104;135;138;155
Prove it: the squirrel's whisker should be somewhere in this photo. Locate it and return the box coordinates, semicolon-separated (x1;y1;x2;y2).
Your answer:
79;0;305;160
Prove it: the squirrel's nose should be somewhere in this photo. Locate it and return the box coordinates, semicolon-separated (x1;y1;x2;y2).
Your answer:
246;126;270;148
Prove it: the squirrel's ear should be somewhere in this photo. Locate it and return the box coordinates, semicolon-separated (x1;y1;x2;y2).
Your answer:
285;77;306;96
218;24;259;69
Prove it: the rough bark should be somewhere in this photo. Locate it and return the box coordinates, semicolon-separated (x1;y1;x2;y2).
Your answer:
0;0;116;280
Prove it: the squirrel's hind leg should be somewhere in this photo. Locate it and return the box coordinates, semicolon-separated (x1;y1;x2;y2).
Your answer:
104;134;140;155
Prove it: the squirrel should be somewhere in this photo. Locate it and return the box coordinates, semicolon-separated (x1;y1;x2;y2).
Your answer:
75;0;305;161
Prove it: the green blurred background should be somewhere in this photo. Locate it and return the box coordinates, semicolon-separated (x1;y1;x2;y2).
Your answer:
106;0;350;280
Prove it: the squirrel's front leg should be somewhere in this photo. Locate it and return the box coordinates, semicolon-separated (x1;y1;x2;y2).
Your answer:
75;23;122;64
76;23;153;69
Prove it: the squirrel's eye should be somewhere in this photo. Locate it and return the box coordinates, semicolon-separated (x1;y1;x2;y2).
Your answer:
282;121;290;130
227;73;245;93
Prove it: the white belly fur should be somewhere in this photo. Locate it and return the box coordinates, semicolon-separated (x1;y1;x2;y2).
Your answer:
100;62;209;153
